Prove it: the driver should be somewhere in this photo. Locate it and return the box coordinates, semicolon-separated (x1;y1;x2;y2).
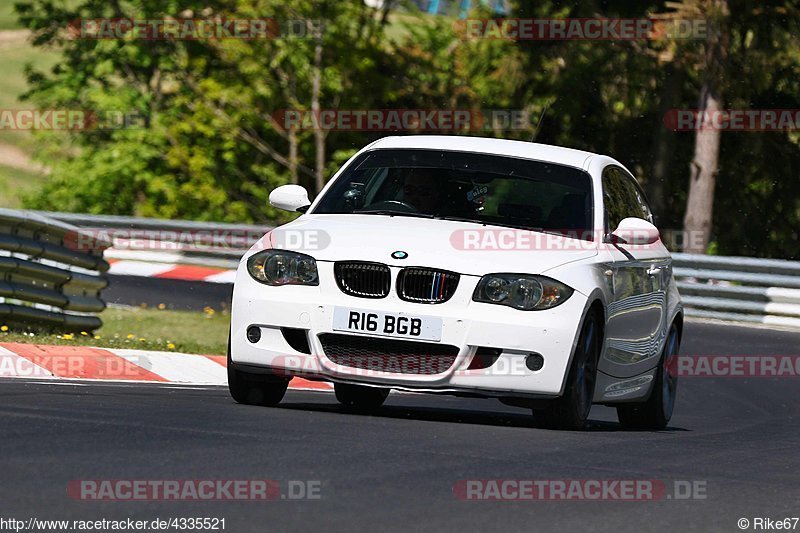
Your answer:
402;168;443;213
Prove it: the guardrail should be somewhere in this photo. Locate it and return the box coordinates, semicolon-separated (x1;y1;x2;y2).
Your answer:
0;209;111;331
673;253;800;329
38;211;800;329
37;211;271;270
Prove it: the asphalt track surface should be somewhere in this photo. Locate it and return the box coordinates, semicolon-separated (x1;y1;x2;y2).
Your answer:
105;275;233;310
2;320;800;532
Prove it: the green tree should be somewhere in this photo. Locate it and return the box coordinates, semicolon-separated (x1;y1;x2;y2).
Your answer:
661;0;800;256
17;0;399;221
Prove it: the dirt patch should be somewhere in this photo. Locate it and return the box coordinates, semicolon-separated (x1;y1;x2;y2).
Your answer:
0;29;29;48
0;141;48;173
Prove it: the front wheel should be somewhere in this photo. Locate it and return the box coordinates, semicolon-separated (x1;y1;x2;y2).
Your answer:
532;311;601;430
616;323;680;430
334;383;390;412
227;338;289;407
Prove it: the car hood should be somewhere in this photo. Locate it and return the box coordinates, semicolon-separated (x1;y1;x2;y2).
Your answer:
268;214;598;277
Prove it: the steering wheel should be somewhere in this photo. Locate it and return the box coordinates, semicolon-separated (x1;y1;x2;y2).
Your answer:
360;200;418;213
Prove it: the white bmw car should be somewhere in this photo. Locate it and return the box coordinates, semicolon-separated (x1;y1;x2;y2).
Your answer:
228;135;683;430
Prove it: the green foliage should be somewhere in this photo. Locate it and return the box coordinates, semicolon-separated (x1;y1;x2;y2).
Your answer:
10;0;800;257
0;1;22;29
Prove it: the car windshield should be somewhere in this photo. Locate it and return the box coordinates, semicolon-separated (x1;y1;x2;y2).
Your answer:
313;149;594;239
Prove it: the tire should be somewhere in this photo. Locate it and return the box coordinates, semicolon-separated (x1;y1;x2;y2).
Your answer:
616;323;680;430
532;311;601;430
334;383;390;412
227;336;289;407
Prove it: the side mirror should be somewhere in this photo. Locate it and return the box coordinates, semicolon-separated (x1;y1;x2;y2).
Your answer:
269;185;311;213
611;217;660;245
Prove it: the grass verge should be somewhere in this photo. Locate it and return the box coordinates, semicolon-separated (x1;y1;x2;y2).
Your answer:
0;306;230;355
0;25;60;208
0;33;60;111
0;3;20;30
0;163;44;208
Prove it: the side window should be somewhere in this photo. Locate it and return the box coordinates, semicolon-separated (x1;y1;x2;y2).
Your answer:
602;167;627;233
619;170;654;224
602;167;653;233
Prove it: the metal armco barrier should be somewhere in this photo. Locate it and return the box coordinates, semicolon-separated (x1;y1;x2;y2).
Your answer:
38;212;800;330
0;209;110;331
39;211;270;270
673;253;800;329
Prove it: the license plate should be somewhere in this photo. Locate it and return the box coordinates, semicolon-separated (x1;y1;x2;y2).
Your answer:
332;307;442;342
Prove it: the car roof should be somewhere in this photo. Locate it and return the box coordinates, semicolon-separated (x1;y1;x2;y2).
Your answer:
367;135;599;170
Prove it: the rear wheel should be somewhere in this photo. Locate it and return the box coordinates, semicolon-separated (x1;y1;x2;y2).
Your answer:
334;383;390;412
227;337;289;407
616;323;680;430
532;311;601;430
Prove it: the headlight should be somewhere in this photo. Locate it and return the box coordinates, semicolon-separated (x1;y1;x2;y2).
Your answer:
247;250;319;286
473;274;573;310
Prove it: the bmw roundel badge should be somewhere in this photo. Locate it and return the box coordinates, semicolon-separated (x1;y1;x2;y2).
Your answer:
391;250;408;260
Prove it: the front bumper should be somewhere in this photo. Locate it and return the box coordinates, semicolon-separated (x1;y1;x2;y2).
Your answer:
230;261;588;397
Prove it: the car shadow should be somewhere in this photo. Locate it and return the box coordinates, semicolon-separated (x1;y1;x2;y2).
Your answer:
276;397;690;433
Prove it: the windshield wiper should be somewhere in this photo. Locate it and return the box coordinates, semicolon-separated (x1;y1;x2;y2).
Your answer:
354;210;434;219
432;215;487;225
433;215;563;235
